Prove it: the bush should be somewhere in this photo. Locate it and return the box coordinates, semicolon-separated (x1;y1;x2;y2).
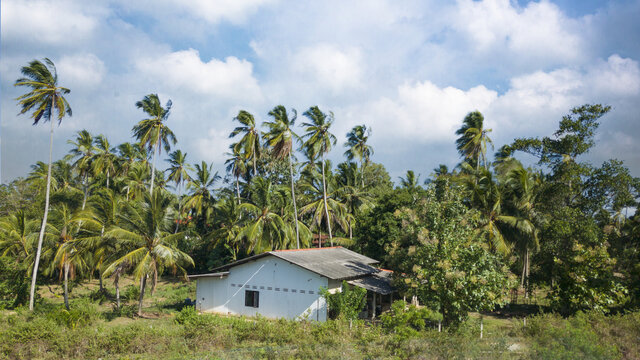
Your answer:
175;306;198;325
320;281;367;321
45;300;101;329
525;312;621;359
0;257;29;309
380;300;443;339
123;284;140;301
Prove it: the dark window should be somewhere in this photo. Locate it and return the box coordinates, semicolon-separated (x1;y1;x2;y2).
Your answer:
245;290;259;308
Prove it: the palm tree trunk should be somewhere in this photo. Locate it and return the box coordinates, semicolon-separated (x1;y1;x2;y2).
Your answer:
64;262;70;311
289;152;300;249
106;170;110;190
236;175;241;205
138;275;146;316
321;153;333;246
115;273;121;309
174;182;181;234
29;112;55;311
81;173;88;210
361;160;365;188
149;143;158;196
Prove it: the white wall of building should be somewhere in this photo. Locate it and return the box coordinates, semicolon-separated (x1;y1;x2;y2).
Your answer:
195;256;340;321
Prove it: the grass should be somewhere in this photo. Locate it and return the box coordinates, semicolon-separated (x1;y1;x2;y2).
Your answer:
2;278;639;359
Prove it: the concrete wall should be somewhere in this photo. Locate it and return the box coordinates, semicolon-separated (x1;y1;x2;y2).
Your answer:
195;256;339;321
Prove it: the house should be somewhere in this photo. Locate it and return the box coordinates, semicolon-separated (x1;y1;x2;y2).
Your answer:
188;247;394;322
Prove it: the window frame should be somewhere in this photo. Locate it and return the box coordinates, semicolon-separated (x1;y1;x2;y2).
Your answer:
245;290;259;308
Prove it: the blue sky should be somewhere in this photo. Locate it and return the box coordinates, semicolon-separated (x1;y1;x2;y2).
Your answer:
2;0;640;183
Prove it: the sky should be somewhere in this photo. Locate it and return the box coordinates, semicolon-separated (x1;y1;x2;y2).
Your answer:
1;0;640;184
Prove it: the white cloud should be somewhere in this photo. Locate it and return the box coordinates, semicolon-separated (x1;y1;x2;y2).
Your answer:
292;44;364;94
587;55;640;97
353;81;497;144
194;128;234;165
453;0;584;65
57;54;106;89
1;0;100;45
135;49;262;102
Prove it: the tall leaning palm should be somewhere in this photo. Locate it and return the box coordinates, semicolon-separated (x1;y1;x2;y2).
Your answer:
344;125;373;188
229;110;261;176
456;111;493;171
225;144;247;205
68;130;95;210
15;58;72;311
133;94;177;196
302;106;337;245
264;105;301;248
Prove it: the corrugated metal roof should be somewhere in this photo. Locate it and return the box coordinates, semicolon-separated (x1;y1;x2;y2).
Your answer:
211;247;380;280
348;270;394;295
187;271;229;279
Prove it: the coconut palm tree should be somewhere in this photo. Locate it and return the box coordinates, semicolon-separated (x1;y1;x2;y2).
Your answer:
302;106;337;245
68;130;95;210
456;111;493;171
230;110;261;176
123;163;149;201
104;190;194;316
165;150;193;233
399;170;421;191
344;125;373;187
0;210;38;262
15;58;72;310
264;105;302;248
207;196;245;260
238;177;309;253
133;94;177;196
184;161;220;218
225;144;247;205
92;135;118;189
46;203;100;310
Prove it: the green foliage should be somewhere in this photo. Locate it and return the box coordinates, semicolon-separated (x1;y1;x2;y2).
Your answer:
320;281;367;320
45;300;101;329
540;207;627;314
388;187;514;327
380;300;442;339
526;312;621;359
0;256;29;309
174;305;198;324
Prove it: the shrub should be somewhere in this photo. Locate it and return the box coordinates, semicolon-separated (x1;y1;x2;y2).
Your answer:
0;257;29;309
123;284;140;301
45;300;101;329
175;305;198;325
380;300;442;339
320;281;367;321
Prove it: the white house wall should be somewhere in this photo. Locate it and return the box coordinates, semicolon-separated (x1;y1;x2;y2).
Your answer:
196;256;337;321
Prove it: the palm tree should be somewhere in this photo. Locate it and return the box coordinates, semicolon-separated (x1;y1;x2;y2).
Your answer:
165;150;193;232
302;106;337;245
123;163;149;201
264;105;302;248
207;196;244;260
502;164;543;293
300;167;349;247
230;110;261;176
15;58;72;310
344;125;373;187
399;170;421;191
225;144;247;205
0;210;38;262
104;190;194;316
133;94;177;196
68;130;95;210
238;177;309;253
46;204;100;310
184;161;220;217
92;135;118;189
456;111;493;171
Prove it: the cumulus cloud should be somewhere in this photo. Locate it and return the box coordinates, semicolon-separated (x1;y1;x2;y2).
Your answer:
57;54;106;89
1;0;101;45
135;49;262;102
194;128;234;165
452;0;584;66
292;44;364;94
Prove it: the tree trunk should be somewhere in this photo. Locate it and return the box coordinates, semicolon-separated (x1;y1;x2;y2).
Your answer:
361;160;365;188
236;175;241;205
81;173;88;210
115;274;121;309
64;262;70;311
149;134;160;196
98;269;104;291
321;153;333;245
29;110;55;311
289;152;300;249
174;182;181;234
138;275;146;316
106;170;110;190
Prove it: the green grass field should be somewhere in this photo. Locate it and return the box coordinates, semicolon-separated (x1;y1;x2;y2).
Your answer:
1;278;639;359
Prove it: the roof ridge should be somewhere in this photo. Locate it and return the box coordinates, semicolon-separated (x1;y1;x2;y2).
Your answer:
272;246;342;252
